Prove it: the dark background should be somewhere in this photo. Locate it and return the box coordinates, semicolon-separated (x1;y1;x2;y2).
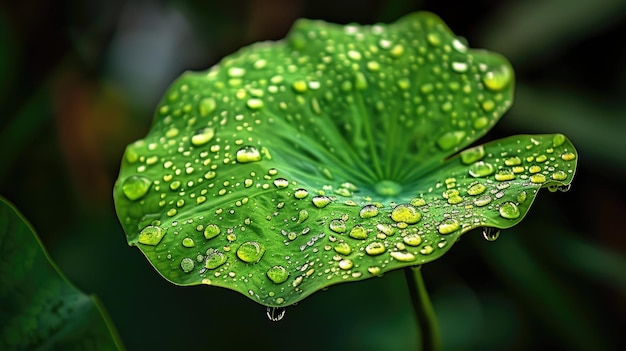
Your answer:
1;0;624;350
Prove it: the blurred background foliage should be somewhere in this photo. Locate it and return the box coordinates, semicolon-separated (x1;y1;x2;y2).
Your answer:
0;0;624;350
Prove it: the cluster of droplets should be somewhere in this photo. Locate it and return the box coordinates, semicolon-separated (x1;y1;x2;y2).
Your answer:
112;12;575;313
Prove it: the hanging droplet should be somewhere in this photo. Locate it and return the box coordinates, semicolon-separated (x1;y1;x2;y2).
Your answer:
266;306;286;322
482;227;501;242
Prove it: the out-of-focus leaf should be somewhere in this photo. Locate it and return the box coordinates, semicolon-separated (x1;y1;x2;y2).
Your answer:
479;0;626;64
0;197;124;350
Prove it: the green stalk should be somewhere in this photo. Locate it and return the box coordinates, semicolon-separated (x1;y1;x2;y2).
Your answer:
404;266;441;351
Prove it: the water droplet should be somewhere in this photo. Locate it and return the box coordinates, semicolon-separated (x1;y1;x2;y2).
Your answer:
375;180;402;196
199;98;217;116
469;161;495;178
205;248;227;269
390;251;416;262
499;202;520;219
338;259;354;270
349;225;368;239
495;169;515;181
266;307;286;322
438;219;460;234
410;198;426;207
204;224;221;240
460;145;485;165
482;64;512;91
467;182;487;196
474;195;492;207
530;174;546;184
297;209;309;223
427;33;441;46
294;188;309;199
246;98;264;110
122;175;151;201
266;265;289;284
437;131;466;151
365;242;386;255
191;128;215;146
180;258;195;273
561;152;576;161
227;67;246;78
312;195;332;208
552;134;566;147
236;146;262;163
236;241;265;263
403;233;422;246
517;191;527;204
329;219;346;233
273;178;289;188
390;204;421;224
334;242;352;255
138;226;166;245
451;61;468;73
482;227;501;241
504;156;522;166
359;204;379;218
551;170;568;181
182;237;195;248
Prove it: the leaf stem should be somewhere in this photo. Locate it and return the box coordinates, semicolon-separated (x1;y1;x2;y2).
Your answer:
404;266;441;351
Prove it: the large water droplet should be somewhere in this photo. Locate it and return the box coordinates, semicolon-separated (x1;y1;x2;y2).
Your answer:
236;241;265;263
390;251;416;262
204;224;221;240
365;242;386;255
467;182;487;196
359;204;379;218
469;161;495;178
482;227;501;242
205;248;227;269
482;64;512;91
180;257;195;273
495;169;515;181
138;226;166;245
390;204;421;224
329;219;346;233
294;188;309;199
122;175;151;201
273;178;289;188
266;265;289;284
438;219;460;234
236;146;262;163
499;202;520;219
403;233;422;246
266;307;286;322
334;242;352;255
349;225;368;239
312;195;332;208
191;128;215;146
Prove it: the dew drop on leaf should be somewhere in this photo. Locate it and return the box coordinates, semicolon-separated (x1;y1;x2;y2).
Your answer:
499;202;521;219
122;175;151;201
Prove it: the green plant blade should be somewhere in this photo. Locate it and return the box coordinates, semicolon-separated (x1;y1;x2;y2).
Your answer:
0;197;124;350
113;12;577;307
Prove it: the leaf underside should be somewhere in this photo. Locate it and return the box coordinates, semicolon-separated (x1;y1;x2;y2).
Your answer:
0;198;123;350
113;12;578;307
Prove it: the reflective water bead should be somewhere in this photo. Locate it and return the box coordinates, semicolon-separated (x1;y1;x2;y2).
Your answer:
266;265;289;284
122;175;151;201
390;204;421;224
438;219;460;234
359;204;379;218
236;146;262;163
499;202;520;219
236;241;265;263
138;226;166;245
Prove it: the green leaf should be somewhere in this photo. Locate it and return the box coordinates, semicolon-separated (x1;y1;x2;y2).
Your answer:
113;12;578;307
0;197;124;350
